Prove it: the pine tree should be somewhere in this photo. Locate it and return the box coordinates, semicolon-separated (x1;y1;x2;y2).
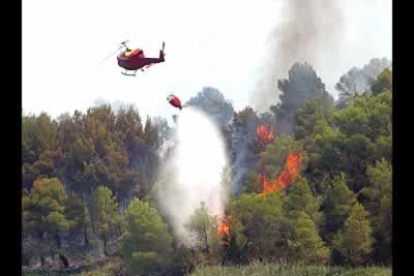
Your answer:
289;212;330;265
361;158;392;263
22;178;73;269
271;62;329;134
284;176;322;226
371;68;392;95
185;202;219;264
228;192;286;262
333;203;374;266
121;198;173;276
323;173;357;236
89;186;121;256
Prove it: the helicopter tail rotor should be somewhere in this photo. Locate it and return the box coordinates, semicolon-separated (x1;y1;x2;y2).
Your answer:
160;42;166;61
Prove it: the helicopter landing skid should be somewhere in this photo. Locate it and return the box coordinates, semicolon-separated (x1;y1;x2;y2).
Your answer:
121;70;137;77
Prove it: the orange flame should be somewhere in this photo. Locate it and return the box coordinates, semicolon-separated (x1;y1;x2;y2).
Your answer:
217;216;231;246
218;220;230;236
260;152;302;196
255;124;274;152
286;153;301;178
260;174;282;195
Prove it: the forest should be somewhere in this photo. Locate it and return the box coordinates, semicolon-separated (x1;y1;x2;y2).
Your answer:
22;58;392;276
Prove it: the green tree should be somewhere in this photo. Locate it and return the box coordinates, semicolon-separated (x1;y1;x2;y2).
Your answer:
371;135;392;163
323;173;357;236
64;196;92;258
89;186;121;256
121;198;173;276
283;176;322;226
169;245;198;276
333;203;374;266
333;90;391;141
309;90;391;193
306;122;346;190
289;212;330;265
115;107;145;201
22;113;60;188
56;111;93;195
360;158;392;263
115;107;144;159
23;189;49;266
134;116;162;199
335;58;391;107
84;106;132;198
333;107;369;138
228;192;286;262
22;178;73;269
335;67;370;102
22;113;59;159
371;68;392;95
361;159;392;226
271;62;329;134
185;202;219;264
295;93;335;145
314;89;391;192
342;135;375;192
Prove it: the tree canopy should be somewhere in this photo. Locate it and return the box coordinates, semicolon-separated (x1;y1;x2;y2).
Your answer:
22;60;392;271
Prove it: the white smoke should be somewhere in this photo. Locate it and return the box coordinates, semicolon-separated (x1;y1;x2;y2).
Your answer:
156;106;230;245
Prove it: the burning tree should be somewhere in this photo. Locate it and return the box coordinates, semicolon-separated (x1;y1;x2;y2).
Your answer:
217;215;232;247
254;124;274;153
258;134;304;182
260;152;303;196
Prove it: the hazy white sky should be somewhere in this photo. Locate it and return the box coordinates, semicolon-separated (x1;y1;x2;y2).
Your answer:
23;0;391;121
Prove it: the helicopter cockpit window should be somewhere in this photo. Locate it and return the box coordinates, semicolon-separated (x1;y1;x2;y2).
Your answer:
124;49;143;58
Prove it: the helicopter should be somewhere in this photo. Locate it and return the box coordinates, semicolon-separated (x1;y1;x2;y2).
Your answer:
101;40;166;76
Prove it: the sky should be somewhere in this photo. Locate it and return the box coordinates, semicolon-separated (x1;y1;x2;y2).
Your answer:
23;0;392;123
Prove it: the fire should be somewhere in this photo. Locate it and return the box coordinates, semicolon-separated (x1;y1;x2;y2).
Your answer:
286;153;301;178
260;174;282;195
260;152;302;196
255;124;274;152
218;219;231;236
217;216;231;245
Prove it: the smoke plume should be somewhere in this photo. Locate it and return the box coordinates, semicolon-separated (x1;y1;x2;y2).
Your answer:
251;0;344;111
184;87;234;127
156;107;230;245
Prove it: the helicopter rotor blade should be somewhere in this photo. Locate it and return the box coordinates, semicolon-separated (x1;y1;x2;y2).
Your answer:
99;46;123;65
99;40;130;65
